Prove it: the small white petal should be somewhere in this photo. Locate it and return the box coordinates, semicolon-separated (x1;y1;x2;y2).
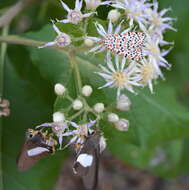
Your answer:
95;22;107;38
89;44;103;52
115;55;119;70
60;0;70;12
108;21;113;34
38;41;56;49
52;23;61;35
83;12;96;18
100;1;112;6
96;72;112;80
57;19;70;23
70;121;79;128
99;65;112;74
121;57;126;70
98;80;114;89
87;36;101;42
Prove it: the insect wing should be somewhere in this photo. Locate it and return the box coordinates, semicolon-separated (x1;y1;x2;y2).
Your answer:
73;133;100;190
17;133;52;171
105;32;146;61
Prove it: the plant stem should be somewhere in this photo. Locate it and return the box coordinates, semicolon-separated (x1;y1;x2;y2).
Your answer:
0;27;8;97
68;109;84;121
0;35;69;52
69;52;82;94
0;35;89;53
0;25;9;190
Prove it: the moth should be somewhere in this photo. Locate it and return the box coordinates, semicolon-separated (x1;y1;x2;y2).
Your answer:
17;129;57;171
73;131;101;190
103;32;146;61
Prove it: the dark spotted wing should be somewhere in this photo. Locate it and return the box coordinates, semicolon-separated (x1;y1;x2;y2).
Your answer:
73;133;100;190
17;132;53;171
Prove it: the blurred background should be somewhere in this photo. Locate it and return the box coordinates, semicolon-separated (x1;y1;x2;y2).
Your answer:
1;0;189;189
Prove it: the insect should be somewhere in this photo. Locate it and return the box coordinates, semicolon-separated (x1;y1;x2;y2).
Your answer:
73;131;101;190
62;120;96;152
103;32;146;61
17;129;57;171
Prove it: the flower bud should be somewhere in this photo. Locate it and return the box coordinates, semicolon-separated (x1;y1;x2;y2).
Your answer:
108;9;121;22
85;0;101;10
55;33;71;47
52;123;67;136
93;103;104;113
53;112;65;122
84;38;94;47
68;10;83;24
114;119;129;131
82;85;93;97
54;83;66;95
108;113;119;123
99;135;106;153
117;94;131;111
73;99;83;110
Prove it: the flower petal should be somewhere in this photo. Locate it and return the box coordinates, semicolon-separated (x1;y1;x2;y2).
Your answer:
38;41;56;49
60;0;70;12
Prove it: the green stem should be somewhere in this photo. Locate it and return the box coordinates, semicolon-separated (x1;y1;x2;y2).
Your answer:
0;35;89;53
0;26;9;96
69;53;82;94
68;109;84;121
66;95;74;102
0;35;69;53
0;25;9;190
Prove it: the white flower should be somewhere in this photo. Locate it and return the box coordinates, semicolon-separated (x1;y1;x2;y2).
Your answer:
38;21;71;48
146;2;176;34
112;0;151;26
85;0;111;10
73;99;83;110
53;112;65;122
135;58;158;93
35;121;68;149
62;120;97;150
144;37;171;77
57;0;95;24
108;113;119;123
54;83;66;95
96;53;141;98
93;103;105;113
88;20;131;54
116;94;131;111
84;38;94;47
114;119;129;131
82;85;93;97
108;9;121;22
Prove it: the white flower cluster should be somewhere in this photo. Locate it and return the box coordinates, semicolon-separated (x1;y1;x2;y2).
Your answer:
35;0;175;151
38;0;111;49
89;0;175;96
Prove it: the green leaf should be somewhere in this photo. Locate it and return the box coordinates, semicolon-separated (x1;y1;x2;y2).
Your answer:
2;57;68;190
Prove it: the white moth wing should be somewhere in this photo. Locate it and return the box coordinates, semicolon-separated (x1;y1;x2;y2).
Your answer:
77;153;93;167
27;147;50;156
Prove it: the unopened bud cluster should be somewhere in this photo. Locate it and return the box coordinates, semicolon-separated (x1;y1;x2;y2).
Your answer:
108;112;129;131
